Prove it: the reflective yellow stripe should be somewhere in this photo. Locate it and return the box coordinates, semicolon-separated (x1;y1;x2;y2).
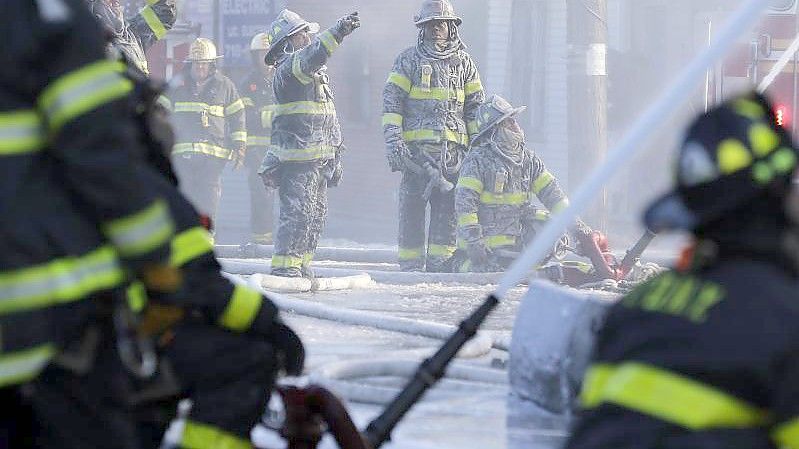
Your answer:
485;235;516;248
717;139;753;174
292;55;313;85
772;147;798;174
382;113;404;127
581;362;771;430
272;145;337;162
409;86;465;103
428;244;456;258
247;136;271;147
302;253;314;267
773;417;799;449
458;213;479;226
271;254;304;269
398;247;423;261
173;102;225;117
749;123;780;157
480;192;528;205
533;171;555;194
551;198;569;213
274;100;336;117
127;281;147;313
103;199;174;258
173;142;233;159
225;99;245;116
402;129;469;146
467;120;479;136
732;98;766;120
457;176;484;193
231;131;247;142
39;60;132;132
387;72;412;93
534;209;551;221
218;284;262;332
170;227;213;267
0;246;124;315
140;5;167;40
0;344;56;388
0;110;45;155
318;30;339;55
241;97;255;107
181;419;254;449
465;78;484;96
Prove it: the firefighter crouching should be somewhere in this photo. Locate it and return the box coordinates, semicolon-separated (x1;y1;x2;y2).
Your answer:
260;9;360;278
455;95;592;273
0;0;180;447
382;0;485;272
165;38;247;227
238;32;278;246
566;93;799;449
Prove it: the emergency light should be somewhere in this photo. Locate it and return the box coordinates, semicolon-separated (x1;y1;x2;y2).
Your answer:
775;104;790;127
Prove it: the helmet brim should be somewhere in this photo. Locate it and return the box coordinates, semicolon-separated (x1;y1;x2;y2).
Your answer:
643;191;698;233
184;56;224;63
471;105;527;143
415;16;463;27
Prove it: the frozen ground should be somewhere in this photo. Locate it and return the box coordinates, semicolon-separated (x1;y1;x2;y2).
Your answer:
236;258;572;449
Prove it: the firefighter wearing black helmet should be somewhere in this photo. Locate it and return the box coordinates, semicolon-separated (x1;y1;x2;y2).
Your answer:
566;93;799;449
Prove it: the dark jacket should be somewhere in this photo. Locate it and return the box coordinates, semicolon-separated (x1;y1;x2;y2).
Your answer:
238;69;277;151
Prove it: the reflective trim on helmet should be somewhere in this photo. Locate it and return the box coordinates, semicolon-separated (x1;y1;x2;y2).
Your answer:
402;129;469;146
398;247;424;261
382;113;404;128
465;78;484;96
231;131;248;142
480;191;528;205
225;99;246;116
773;417;799;449
456;176;484;193
717;139;753;174
581;362;771;430
386;72;412;93
458;213;479;227
218;284;262;332
102;199;174;258
428;244;456;258
0;246;124;315
247;135;271;147
273;100;336;117
140;5;168;40
181;419;254;449
532;170;555;194
173;142;233;159
292;55;313;85
0;110;45;155
0;344;56;389
748;123;780;157
484;235;516;248
39;60;133;132
171;227;214;268
318;30;339;55
272;254;304;269
272;145;337;162
173;102;225;117
409;86;465;103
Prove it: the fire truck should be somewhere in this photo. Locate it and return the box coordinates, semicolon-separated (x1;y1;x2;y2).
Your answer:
717;0;799;133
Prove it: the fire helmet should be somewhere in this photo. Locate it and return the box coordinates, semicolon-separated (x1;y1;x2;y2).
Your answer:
414;0;462;27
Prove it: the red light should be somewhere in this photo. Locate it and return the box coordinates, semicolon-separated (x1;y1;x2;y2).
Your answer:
775;105;790;128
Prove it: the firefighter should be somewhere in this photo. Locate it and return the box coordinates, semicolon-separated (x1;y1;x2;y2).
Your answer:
382;0;485;272
166;37;247;227
86;0;177;75
0;0;179;447
260;9;360;278
238;32;277;246
566;93;799;449
455;95;581;272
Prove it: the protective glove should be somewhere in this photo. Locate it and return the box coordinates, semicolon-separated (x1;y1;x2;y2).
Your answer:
232;140;247;170
335;12;360;37
386;143;409;172
466;242;490;271
328;158;343;187
259;153;282;189
267;321;305;376
140;264;183;295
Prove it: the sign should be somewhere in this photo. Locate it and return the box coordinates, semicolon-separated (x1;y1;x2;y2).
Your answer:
221;0;285;67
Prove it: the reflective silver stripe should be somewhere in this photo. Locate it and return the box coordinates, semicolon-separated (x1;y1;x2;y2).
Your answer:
319;30;339;55
173;102;225;117
273;145;337;162
0;110;45;155
173;142;233;159
0;246;124;314
273;101;336;117
247;136;271;147
0;345;55;388
103;200;174;257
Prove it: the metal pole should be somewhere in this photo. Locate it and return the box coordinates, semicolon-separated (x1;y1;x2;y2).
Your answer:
495;0;771;298
757;32;799;92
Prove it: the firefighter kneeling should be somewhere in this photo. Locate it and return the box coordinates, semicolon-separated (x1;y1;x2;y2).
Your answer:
566;93;799;449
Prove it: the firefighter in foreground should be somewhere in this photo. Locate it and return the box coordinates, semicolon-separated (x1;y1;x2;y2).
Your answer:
86;0;177;75
261;9;360;278
167;37;247;227
239;32;277;246
566;93;799;449
455;95;592;274
383;0;485;272
0;0;180;446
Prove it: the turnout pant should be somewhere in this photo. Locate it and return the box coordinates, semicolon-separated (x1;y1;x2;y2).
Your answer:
398;169;458;272
172;153;229;223
271;161;328;277
246;147;274;244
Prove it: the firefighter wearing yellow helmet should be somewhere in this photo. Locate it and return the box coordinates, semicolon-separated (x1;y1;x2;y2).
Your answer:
235;32;279;247
163;37;248;232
